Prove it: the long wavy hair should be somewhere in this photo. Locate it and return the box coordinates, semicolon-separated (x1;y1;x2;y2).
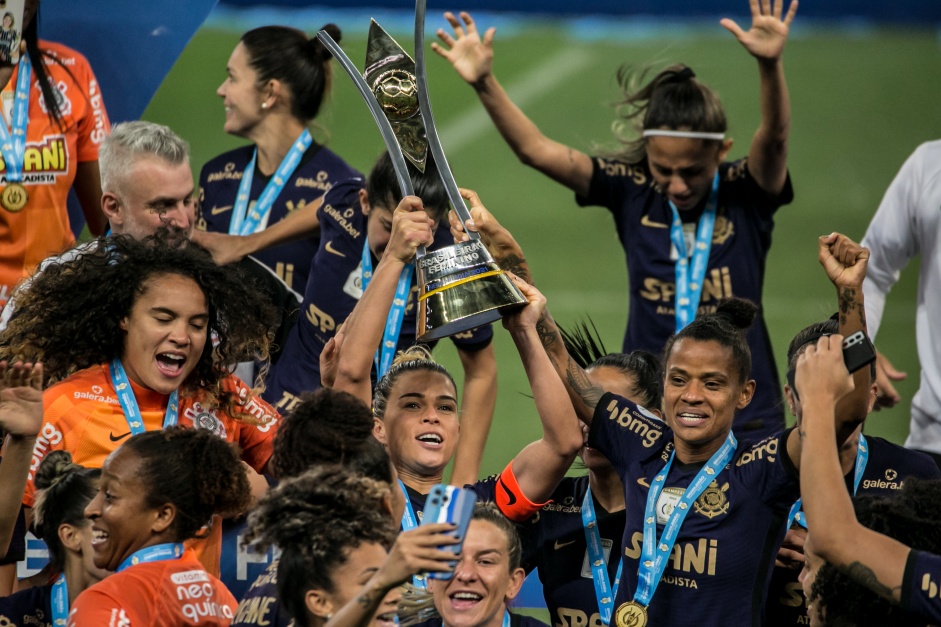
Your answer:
0;230;276;417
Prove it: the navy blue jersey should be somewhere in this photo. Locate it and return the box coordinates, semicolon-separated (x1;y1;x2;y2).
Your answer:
0;582;53;626
0;501;25;564
577;157;793;440
263;179;493;411
198;142;361;294
516;475;625;627
587;392;799;626
766;437;940;627
231;560;292;627
903;550;941;624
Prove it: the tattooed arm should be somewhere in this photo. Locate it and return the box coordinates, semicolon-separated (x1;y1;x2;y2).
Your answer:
450;189;604;423
794;337;909;605
787;234;873;467
324;524;459;627
819;233;872;438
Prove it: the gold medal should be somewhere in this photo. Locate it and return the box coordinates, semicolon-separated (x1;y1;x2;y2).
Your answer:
614;601;648;627
1;182;28;212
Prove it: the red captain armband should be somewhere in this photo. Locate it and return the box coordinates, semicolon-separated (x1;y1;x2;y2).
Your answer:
494;462;550;522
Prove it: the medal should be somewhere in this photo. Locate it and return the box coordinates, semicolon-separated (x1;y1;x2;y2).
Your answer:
0;181;27;212
0;56;31;213
614;601;648;627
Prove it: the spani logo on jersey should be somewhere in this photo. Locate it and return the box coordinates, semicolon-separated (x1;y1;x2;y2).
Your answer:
185;404;227;439
0;136;69;185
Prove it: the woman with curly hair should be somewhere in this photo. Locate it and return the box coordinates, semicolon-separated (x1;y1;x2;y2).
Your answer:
1;232;280;573
70;426;251;625
245;464;457;627
795;340;941;626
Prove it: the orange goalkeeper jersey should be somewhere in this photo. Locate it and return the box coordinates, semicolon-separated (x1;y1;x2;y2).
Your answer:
69;550;238;627
0;40;110;308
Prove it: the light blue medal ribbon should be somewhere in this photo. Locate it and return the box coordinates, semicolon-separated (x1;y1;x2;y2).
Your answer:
229;129;313;236
582;488;622;625
788;433;868;529
116;542;185;572
110;359;179;435
668;172;719;332
634;431;737;608
502;611;511;627
51;574;68;627
397;480;427;590
0;55;31;184
361;242;414;378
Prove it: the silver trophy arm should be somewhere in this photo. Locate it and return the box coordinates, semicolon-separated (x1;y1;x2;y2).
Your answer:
317;30;428;255
413;0;479;240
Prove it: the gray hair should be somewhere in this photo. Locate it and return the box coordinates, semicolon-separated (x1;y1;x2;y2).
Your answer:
99;121;190;195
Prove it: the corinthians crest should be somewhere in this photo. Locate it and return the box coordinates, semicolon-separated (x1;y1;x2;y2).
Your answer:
693;480;730;519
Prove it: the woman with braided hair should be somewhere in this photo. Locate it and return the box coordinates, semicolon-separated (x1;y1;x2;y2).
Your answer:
0;451;107;624
70;426;251;625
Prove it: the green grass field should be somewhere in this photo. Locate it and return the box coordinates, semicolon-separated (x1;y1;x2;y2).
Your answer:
144;15;941;476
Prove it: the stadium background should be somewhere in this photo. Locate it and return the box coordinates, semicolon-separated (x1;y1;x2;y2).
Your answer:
46;0;941;475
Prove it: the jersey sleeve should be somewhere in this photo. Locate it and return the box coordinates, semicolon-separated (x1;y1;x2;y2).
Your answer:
901;550;941;623
587;392;669;471
468;463;549;523
69;586;145;626
576;157;648;213
731;430;799;510
23;392;74;507
73;53;109;163
448;323;494;352
861;144;928;340
225;376;279;474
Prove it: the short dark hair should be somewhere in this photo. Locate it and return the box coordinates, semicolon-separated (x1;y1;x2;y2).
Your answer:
366;151;449;223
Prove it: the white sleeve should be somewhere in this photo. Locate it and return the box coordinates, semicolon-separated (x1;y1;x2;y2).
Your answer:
861;146;925;340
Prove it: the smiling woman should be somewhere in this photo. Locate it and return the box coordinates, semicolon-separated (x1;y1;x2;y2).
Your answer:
68;426;250;626
0;231;281;575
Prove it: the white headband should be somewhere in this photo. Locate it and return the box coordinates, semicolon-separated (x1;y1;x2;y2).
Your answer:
642;129;726;141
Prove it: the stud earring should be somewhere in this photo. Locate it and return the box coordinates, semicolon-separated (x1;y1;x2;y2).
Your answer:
261;102;268;110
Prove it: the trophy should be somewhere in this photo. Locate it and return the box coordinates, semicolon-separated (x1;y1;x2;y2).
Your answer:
318;4;526;342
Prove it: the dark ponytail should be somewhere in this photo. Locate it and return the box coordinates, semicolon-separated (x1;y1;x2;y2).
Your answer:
33;451;100;570
240;23;340;122
608;63;728;165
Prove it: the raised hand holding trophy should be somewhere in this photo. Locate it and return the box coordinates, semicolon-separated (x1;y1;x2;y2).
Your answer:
318;5;525;344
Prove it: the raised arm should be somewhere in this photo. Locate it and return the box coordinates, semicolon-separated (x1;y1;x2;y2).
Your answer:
448;343;497;487
326;524;458;627
330;197;434;405
432;11;593;196
786;233;871;468
192;197;324;265
795;337;909;604
0;362;44;556
720;0;797;195
500;278;584;504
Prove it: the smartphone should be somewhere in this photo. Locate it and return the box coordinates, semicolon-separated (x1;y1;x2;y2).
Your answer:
0;0;25;67
785;330;876;395
420;484;476;580
841;330;877;374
